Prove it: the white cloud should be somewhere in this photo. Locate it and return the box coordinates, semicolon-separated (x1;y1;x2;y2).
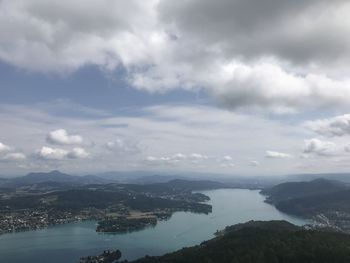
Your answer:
220;155;235;168
0;142;26;162
0;0;158;72
38;146;68;160
2;1;350;113
265;151;292;159
145;152;209;166
47;129;83;145
145;155;177;165
67;147;89;159
206;62;350;113
172;153;187;160
146;153;188;163
0;142;11;152
305;114;350;137
220;163;235;168
38;146;89;160
0;102;328;175
190;153;208;160
105;138;140;155
2;152;26;161
145;156;158;162
250;160;260;167
303;138;336;156
222;155;233;161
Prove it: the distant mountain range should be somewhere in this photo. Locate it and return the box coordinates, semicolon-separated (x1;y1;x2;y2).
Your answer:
129;174;187;184
0;170;233;192
0;170;273;189
0;170;115;188
286;173;350;183
94;171;281;188
160;179;228;191
2;170;350;191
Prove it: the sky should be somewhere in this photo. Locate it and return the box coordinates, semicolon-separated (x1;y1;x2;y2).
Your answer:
1;0;350;176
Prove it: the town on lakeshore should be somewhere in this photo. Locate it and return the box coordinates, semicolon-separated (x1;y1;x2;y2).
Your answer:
0;171;216;235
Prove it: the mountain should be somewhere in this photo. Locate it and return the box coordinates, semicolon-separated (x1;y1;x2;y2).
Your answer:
132;220;350;263
164;179;229;191
95;171;277;188
95;171;161;183
277;189;350;217
129;175;186;184
0;178;9;184
261;178;348;204
14;170;78;184
262;178;350;233
1;170;114;188
0;171;232;192
79;174;116;184
99;179;230;197
286;173;350;183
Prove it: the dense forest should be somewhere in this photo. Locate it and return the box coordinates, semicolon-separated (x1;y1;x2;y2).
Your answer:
130;221;350;263
261;178;348;204
276;189;350;216
0;184;212;213
261;178;350;232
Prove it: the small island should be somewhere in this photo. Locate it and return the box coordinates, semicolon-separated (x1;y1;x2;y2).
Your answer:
79;249;121;263
97;216;157;233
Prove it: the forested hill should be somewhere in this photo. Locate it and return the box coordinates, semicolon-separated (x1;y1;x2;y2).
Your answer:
131;220;350;263
276;189;350;217
261;178;348;204
261;178;350;233
160;179;228;191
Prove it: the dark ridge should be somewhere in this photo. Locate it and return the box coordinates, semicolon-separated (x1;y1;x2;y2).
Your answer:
261;178;348;204
132;220;350;263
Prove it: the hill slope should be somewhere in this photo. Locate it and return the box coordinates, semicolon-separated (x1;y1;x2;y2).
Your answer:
287;173;350;183
261;178;348;204
131;220;350;263
262;179;350;232
0;170;113;188
276;189;350;217
162;179;228;191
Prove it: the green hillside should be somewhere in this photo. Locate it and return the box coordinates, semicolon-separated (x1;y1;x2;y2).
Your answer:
131;221;350;263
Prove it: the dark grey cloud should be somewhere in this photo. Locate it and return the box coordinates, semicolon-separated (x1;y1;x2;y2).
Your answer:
159;0;348;64
305;114;350;137
303;138;336;156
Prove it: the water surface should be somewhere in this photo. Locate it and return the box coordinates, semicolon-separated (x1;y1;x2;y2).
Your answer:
0;189;306;263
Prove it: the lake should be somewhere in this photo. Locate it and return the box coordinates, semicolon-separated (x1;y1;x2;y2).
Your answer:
0;189;307;263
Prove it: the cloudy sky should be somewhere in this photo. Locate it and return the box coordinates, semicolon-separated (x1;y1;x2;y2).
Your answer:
1;0;350;176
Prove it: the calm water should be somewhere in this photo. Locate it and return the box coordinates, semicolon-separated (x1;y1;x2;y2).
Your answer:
0;189;307;263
